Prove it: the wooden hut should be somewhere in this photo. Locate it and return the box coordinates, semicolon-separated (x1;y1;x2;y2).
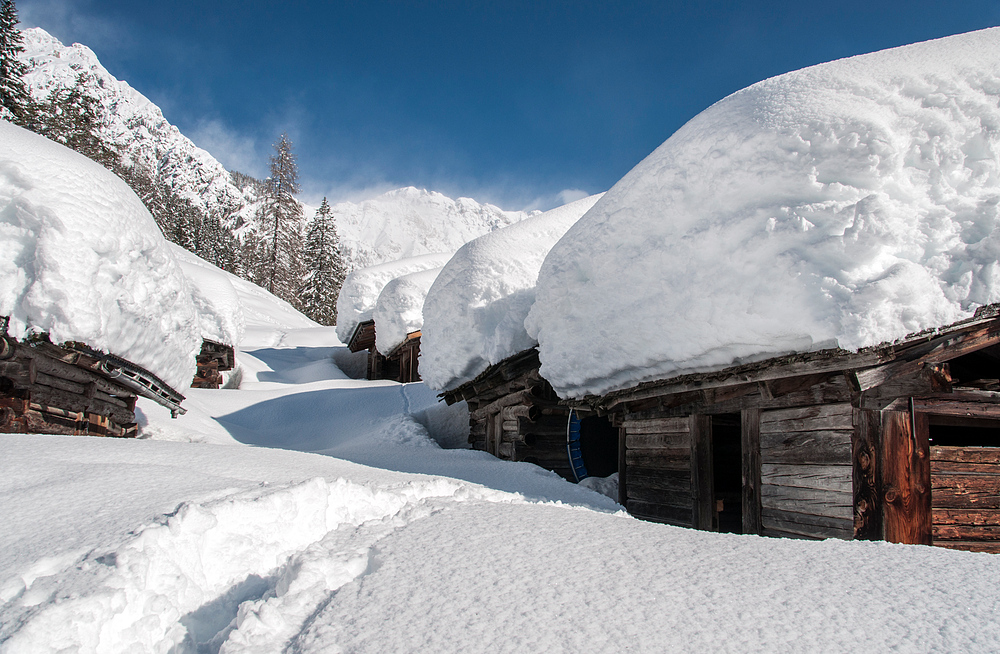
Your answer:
0;320;186;437
442;348;618;481
581;305;1000;552
347;320;424;383
191;339;236;389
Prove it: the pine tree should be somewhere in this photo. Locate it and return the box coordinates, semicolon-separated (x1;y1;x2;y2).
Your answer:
0;0;33;125
257;133;304;303
36;73;118;167
300;198;347;325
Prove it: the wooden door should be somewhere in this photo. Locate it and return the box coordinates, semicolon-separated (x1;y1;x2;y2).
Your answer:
882;409;932;545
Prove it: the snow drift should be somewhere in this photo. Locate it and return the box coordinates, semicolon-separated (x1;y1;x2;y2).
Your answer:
0;120;200;390
167;243;246;348
527;27;1000;398
372;267;443;354
421;194;603;391
335;253;454;345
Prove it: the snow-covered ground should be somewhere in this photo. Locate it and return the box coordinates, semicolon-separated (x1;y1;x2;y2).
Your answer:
3;289;1000;652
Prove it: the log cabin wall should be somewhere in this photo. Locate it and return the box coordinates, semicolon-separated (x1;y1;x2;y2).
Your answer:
621;414;694;527
758;403;854;540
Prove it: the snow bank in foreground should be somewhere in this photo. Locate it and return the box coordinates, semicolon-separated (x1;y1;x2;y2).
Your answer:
528;28;1000;398
0;120;199;390
373;266;442;353
421;194;603;391
167;243;245;347
335;252;454;344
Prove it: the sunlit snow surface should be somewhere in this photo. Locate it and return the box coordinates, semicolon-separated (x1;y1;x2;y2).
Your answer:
0;120;200;390
372;266;442;353
420;193;603;390
528;27;1000;398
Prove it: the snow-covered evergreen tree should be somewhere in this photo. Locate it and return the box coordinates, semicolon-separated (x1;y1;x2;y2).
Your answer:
257;133;304;303
0;0;32;125
35;72;119;168
300;198;348;325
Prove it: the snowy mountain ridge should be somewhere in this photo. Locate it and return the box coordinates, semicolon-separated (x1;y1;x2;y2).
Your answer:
17;27;534;272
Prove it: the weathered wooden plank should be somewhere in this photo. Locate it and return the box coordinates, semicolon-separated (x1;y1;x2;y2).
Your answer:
931;460;1000;475
625;432;690;449
760;430;853;465
26;385;134;425
622;417;691;434
931;475;1000;509
932;508;1000;525
625;449;690;471
761;527;821;540
627;484;694;505
761;464;852;492
742;407;762;535
853;408;883;541
883;410;932;545
933;524;1000;540
931;446;1000;465
913;398;1000;419
762;509;853;540
469;386;546;421
627;467;692;493
627;500;692;527
690;415;713;530
761;484;853;519
760;404;854;432
933;540;1000;553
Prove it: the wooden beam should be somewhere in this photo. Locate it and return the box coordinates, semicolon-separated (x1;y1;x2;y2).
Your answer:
690;414;714;530
741;408;762;535
618;426;627;507
852;408;883;540
882;408;932;545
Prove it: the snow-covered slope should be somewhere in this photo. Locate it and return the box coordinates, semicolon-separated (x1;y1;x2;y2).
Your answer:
335;253;455;344
372;266;443;353
0;120;199;390
528;27;1000;399
330;187;535;270
420;193;603;391
167;243;246;348
19;27;256;228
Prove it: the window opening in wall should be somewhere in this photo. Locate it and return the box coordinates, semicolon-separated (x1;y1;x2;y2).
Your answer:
712;413;743;534
928;415;1000;447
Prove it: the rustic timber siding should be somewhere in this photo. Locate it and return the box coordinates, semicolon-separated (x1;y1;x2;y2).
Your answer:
623;416;693;526
759;404;854;540
931;446;1000;553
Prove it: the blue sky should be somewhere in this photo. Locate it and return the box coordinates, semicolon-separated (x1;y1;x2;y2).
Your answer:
18;0;1000;210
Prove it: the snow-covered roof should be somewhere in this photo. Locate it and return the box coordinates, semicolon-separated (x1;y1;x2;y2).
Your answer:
526;27;1000;399
372;267;443;354
0;120;200;391
166;243;245;348
420;193;604;391
335;252;454;344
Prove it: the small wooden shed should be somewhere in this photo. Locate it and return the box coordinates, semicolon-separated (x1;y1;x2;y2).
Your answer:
442;348;618;482
0;321;186;437
191;339;236;389
347;320;423;383
589;306;1000;552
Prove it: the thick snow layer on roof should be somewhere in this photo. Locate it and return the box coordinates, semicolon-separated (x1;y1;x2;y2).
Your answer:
420;193;603;391
335;252;454;344
373;266;442;354
166;243;245;348
527;28;1000;398
0;120;199;391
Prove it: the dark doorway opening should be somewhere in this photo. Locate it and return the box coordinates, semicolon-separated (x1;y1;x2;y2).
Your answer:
579;414;618;478
712;413;743;534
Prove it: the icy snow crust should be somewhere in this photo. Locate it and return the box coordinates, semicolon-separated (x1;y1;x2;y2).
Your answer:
421;193;603;391
335;252;454;344
0;121;200;391
372;266;442;353
528;28;1000;398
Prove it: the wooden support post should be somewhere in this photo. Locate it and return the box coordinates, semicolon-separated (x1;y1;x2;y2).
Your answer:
853;408;883;540
690;414;714;530
618;426;627;507
882;406;932;545
741;408;761;535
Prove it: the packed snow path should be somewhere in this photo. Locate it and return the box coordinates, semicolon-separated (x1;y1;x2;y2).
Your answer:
2;328;999;652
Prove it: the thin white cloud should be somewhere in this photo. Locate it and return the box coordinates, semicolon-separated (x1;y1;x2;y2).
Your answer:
187;118;266;179
18;0;130;55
